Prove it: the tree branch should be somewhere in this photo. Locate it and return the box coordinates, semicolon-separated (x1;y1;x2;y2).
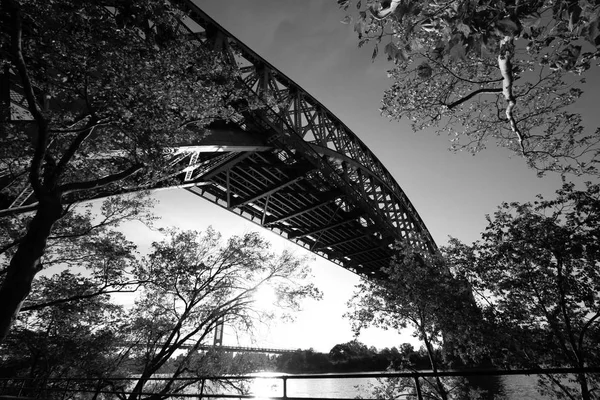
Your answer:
19;283;144;312
59;163;145;195
578;311;600;355
370;0;402;20
0;202;39;218
0;237;23;257
446;87;503;110
498;36;527;155
5;0;49;196
55;120;98;174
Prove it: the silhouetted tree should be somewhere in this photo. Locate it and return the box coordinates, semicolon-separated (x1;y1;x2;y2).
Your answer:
446;182;600;399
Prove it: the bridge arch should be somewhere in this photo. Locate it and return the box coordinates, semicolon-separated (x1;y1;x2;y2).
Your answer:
0;1;436;278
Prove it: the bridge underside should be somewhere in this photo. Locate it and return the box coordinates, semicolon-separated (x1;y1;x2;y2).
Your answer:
0;1;436;278
180;123;401;276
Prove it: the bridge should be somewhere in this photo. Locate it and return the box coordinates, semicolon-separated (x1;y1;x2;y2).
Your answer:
0;1;437;278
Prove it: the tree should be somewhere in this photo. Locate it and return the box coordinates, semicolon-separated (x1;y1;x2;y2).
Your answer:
446;182;600;399
0;0;255;341
329;339;374;362
0;270;128;397
338;0;600;176
0;193;155;311
121;228;321;400
0;194;156;397
346;246;482;400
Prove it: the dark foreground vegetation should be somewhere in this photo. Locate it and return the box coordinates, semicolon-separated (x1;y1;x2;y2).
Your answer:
2;0;600;399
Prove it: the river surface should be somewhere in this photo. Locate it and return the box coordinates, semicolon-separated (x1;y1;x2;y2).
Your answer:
238;372;546;400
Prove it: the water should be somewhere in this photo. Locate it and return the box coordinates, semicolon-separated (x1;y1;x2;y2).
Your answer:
243;372;546;400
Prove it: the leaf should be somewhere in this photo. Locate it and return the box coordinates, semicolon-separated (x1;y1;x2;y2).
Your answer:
410;38;424;51
354;11;367;38
356;0;361;9
457;22;471;37
555;44;582;70
449;42;466;61
568;4;582;32
496;18;521;36
372;44;379;62
581;19;599;47
341;15;352;24
337;0;350;10
384;42;398;62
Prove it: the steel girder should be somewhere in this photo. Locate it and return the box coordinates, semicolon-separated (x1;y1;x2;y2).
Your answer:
0;1;437;278
175;1;437;276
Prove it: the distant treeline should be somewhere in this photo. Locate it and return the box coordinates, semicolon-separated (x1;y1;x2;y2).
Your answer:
154;340;439;375
275;340;438;373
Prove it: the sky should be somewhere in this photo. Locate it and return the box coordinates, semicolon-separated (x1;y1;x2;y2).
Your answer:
117;0;597;353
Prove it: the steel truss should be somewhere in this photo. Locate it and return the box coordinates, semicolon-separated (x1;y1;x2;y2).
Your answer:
0;1;437;277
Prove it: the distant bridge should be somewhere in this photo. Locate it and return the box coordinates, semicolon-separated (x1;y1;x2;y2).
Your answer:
186;344;296;355
0;1;437;278
115;341;296;355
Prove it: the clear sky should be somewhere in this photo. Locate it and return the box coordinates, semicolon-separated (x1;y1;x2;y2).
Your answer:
121;0;597;353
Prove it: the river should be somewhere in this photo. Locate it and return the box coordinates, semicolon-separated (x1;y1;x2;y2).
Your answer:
240;372;546;400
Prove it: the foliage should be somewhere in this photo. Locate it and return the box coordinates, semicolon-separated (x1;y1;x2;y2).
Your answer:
1;226;320;399
0;0;257;341
273;342;440;374
445;182;600;399
339;0;600;177
345;245;484;400
0;193;154;309
0;270;127;397
121;228;321;400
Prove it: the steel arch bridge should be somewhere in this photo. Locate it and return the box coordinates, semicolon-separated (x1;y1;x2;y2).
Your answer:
0;1;436;278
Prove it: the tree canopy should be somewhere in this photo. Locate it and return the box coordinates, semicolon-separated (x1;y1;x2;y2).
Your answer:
338;0;600;177
1;226;320;399
0;0;257;341
445;182;600;399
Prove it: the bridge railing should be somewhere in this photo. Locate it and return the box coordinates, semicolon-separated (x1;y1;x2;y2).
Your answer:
1;367;599;400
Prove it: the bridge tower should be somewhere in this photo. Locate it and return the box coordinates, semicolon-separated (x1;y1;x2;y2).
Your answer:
213;316;225;346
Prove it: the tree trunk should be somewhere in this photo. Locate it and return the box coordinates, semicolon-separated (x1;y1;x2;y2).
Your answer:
128;371;153;400
420;326;448;400
578;371;591;400
0;192;63;342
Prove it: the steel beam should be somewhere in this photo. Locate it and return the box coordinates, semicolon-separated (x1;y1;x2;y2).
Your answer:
346;242;393;258
197;152;253;181
263;191;341;226
313;232;376;251
231;174;306;208
288;211;363;240
347;255;393;271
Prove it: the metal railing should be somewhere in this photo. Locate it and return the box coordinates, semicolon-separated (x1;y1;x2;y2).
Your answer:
1;367;599;400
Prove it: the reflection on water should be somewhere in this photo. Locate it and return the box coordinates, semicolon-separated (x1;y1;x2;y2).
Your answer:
247;372;285;400
238;372;546;400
